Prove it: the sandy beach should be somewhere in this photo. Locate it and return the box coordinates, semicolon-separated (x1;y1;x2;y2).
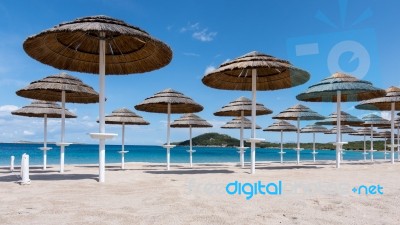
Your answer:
0;161;399;225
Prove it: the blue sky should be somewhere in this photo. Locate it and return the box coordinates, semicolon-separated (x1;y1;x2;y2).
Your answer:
0;0;399;145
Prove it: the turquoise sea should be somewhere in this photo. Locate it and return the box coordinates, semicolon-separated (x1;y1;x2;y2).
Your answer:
0;143;390;166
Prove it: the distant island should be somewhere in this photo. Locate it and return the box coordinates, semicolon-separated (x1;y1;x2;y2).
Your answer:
172;132;390;151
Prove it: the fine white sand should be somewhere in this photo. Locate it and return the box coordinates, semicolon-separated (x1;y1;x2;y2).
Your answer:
0;161;399;225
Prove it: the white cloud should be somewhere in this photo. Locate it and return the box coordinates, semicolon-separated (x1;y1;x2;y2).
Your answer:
204;65;216;74
23;130;34;136
180;22;217;42
183;52;200;57
180;22;200;33
192;29;217;42
0;104;19;116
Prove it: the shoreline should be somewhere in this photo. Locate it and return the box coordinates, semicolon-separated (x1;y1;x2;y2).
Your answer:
0;159;393;169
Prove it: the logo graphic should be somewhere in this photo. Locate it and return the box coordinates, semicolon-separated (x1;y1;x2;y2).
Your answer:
352;184;384;195
287;0;378;80
225;180;282;200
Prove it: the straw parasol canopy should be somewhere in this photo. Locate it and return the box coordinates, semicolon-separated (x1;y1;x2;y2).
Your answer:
171;113;212;167
326;125;356;134
202;51;310;90
349;127;376;136
214;96;271;168
170;113;212;128
23;15;172;75
11;101;76;118
361;114;390;162
135;88;203;113
355;86;400;164
301;124;329;162
316;111;364;126
221;116;261;168
296;72;385;168
300;124;329;133
135;88;202;170
202;51;310;174
104;108;149;125
273;104;325;164
296;73;385;102
376;131;396;160
263;120;297;132
16;72;99;173
214;96;272;116
221;117;261;129
11;100;76;170
356;87;400;110
16;73;99;103
377;131;396;139
349;127;377;161
103;108;149;169
23;15;172;182
361;114;390;127
263;120;297;163
273;104;325;121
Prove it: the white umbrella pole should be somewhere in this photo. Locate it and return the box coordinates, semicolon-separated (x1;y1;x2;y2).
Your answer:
43;114;47;170
384;137;387;160
250;69;257;174
336;91;341;168
60;90;66;173
121;123;125;169
189;125;193;167
363;134;367;161
370;125;374;161
280;130;283;164
98;36;106;182
390;102;395;164
398;126;400;161
296;118;300;164
313;132;316;162
240;111;244;168
166;103;171;170
340;132;344;161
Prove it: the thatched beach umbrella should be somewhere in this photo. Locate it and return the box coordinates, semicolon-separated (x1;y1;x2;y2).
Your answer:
23;15;172;182
349;127;377;161
326;125;356;134
104;108;149;169
171;113;212;167
316;110;363;159
296;72;385;168
135;88;203;170
202;51;310;174
300;124;329;162
273;104;325;164
325;125;356;161
11;101;77;170
221;117;262;129
263;120;297;163
316;111;364;126
361;114;390;161
376;131;394;160
214;96;272;168
222;117;261;167
396;117;400;161
16;73;98;173
355;86;400;164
